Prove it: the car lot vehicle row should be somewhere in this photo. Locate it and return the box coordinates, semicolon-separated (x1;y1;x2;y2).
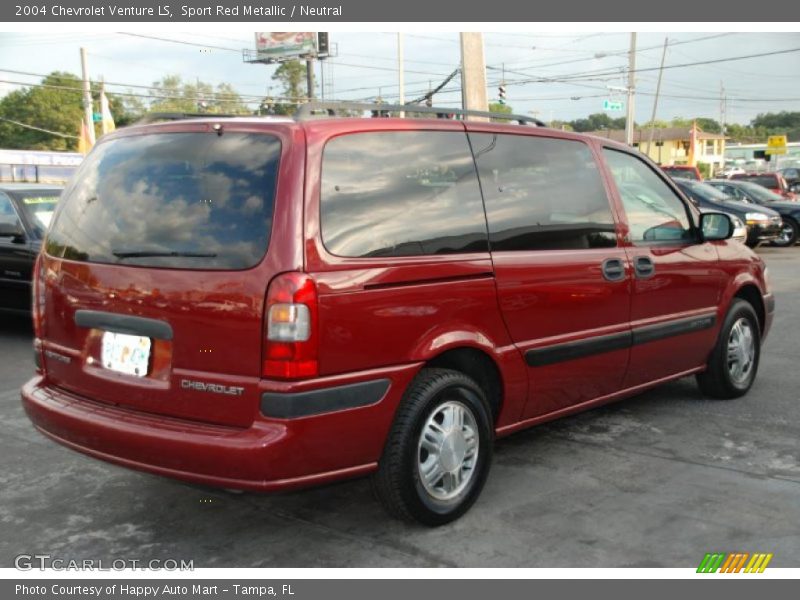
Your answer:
0;184;62;313
706;179;800;247
18;108;775;524
671;178;783;248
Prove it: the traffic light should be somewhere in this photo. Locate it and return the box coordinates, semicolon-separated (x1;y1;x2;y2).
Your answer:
498;84;506;105
317;32;329;55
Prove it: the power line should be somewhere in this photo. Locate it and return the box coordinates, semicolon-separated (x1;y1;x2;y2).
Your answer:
487;33;737;71
526;46;800;84
118;32;241;53
0;116;79;139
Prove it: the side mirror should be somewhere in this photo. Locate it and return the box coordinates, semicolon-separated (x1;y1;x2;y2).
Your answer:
700;212;733;241
0;220;25;242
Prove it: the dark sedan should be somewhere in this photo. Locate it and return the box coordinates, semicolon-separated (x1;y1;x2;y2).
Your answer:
707;178;800;247
672;178;782;248
0;184;61;313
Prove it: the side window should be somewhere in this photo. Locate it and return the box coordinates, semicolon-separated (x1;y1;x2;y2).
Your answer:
725;186;747;201
469;133;617;251
602;148;693;244
320;131;488;258
0;192;23;233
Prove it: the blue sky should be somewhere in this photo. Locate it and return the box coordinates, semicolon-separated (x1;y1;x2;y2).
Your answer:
0;31;798;125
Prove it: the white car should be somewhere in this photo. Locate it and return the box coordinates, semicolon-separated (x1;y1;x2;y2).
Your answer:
720;167;746;178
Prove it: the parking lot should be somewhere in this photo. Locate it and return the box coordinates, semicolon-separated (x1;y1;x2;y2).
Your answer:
1;246;798;568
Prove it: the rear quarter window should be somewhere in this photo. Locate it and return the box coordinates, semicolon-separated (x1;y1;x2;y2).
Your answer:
320;130;488;257
46;132;281;270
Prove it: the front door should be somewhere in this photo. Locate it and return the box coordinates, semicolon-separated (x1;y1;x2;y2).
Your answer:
600;148;724;388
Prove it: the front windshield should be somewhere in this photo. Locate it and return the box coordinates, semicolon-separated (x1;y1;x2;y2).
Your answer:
12;190;61;237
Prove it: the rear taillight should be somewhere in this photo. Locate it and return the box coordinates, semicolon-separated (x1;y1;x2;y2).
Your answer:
32;254;45;372
262;272;319;380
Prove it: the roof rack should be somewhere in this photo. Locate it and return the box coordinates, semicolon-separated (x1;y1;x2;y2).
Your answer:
294;102;547;127
135;112;239;125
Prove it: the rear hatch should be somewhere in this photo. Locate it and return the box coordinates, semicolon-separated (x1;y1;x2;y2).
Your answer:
38;124;288;427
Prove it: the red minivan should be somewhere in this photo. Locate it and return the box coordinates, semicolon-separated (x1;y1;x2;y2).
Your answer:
22;105;774;525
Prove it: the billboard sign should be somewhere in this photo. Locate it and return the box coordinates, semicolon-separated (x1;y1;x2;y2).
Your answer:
255;32;317;60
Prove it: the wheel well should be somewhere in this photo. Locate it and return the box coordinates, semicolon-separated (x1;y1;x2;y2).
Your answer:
426;348;503;422
734;284;765;333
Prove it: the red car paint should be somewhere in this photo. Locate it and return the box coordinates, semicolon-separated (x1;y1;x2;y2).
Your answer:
730;172;797;201
22;116;773;493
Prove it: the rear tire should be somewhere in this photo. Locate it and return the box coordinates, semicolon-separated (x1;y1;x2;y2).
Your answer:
372;368;493;526
696;299;760;399
772;218;798;247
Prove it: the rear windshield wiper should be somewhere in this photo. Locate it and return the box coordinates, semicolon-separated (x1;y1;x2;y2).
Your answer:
112;250;218;259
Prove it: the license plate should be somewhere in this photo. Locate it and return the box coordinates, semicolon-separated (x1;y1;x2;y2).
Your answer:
101;332;151;377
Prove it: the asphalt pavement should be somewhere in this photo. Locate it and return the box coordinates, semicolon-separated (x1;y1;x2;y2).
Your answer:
2;247;799;568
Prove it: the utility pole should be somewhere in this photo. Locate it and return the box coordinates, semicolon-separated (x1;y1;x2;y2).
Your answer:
305;58;315;101
624;33;637;146
460;32;489;118
80;47;95;145
398;33;405;117
645;37;668;158
719;81;727;136
319;60;325;100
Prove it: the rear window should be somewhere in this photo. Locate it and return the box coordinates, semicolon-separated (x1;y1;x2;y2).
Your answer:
10;190;61;237
46;132;281;270
733;175;779;189
663;167;699;180
320;131;488;257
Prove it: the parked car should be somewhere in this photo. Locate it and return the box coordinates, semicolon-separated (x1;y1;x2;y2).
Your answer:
661;164;703;181
730;172;796;200
726;213;749;245
778;167;800;193
22;106;774;526
719;166;746;178
0;183;61;313
707;179;800;247
673;178;782;248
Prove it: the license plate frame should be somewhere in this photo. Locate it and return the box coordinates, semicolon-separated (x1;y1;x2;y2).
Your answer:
100;331;151;377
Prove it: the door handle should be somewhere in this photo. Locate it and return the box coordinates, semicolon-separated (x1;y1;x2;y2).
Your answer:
601;258;625;282
634;256;655;279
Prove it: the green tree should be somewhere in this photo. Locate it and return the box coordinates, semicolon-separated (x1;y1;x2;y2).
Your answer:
271;60;308;115
0;71;84;151
148;75;249;114
488;102;513;121
569;112;627;132
106;91;146;127
751;111;800;130
548;120;574;131
695;118;722;133
640;119;670;129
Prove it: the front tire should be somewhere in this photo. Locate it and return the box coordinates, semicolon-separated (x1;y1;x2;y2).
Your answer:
773;218;798;247
696;299;761;399
372;368;493;526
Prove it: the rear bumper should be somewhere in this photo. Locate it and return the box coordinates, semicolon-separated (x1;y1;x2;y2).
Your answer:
21;364;421;491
